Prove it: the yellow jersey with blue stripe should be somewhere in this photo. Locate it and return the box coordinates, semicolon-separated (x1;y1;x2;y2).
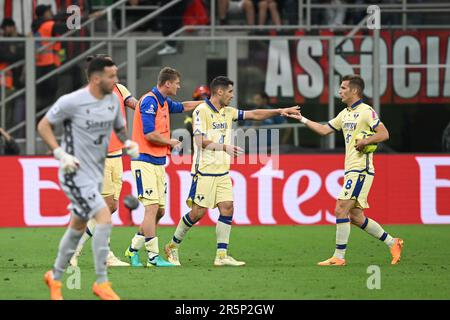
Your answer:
191;99;244;176
328;100;381;175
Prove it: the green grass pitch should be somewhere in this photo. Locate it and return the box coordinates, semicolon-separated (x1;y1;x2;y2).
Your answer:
1;225;449;300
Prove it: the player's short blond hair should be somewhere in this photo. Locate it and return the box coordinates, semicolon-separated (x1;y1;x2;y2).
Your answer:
158;67;181;86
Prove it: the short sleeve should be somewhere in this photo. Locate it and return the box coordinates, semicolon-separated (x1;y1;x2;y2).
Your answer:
229;107;245;121
365;108;381;130
113;95;125;131
140;96;158;134
115;83;132;102
167;97;184;114
46;95;74;126
328;109;344;132
192;107;208;136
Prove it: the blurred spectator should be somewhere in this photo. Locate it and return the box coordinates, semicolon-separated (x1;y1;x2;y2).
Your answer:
0;1;57;35
218;0;256;26
278;0;298;25
0;127;20;155
157;0;188;55
256;0;282;26
115;0;160;32
54;0;103;91
32;4;65;113
323;0;346;26
344;0;366;25
244;92;291;151
0;18;25;130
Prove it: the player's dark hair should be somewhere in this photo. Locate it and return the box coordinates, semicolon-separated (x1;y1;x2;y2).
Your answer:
342;74;365;97
87;57;115;78
158;67;181;86
210;76;234;94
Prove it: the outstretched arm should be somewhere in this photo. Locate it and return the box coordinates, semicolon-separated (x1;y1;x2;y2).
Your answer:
287;109;335;136
182;100;204;112
244;105;300;121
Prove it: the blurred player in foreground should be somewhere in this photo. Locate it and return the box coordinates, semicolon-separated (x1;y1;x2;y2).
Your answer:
288;74;404;266
70;54;138;267
165;76;300;266
124;67;203;267
37;58;139;300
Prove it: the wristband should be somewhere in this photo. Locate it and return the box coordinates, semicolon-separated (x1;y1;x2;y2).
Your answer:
53;147;65;160
301;117;309;124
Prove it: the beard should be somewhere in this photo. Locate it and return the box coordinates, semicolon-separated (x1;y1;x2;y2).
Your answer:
99;82;114;95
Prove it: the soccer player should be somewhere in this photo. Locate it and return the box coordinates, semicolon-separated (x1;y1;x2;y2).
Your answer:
37;57;139;300
164;76;300;266
288;74;404;266
124;67;203;267
69;54;138;267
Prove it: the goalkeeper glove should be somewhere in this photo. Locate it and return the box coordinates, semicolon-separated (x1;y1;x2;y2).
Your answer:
53;147;80;174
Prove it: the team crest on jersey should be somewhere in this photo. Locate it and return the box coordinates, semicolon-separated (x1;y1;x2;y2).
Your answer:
353;113;359;119
145;104;156;115
210;114;214;119
145;188;153;196
108;105;114;112
196;194;205;202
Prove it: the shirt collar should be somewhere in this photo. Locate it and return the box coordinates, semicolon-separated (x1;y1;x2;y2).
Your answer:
348;99;363;110
151;87;166;106
205;99;219;113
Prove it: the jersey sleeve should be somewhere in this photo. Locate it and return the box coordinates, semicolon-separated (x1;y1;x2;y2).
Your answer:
46;95;75;126
328;109;344;132
192;107;208;136
167;97;184;114
229;107;245;121
364;108;381;130
115;83;132;103
113;95;125;131
140;96;158;134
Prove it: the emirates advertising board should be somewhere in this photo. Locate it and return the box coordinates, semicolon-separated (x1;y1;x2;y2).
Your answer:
0;155;449;227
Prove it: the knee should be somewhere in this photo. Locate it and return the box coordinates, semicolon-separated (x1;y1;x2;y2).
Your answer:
157;209;165;219
243;0;253;9
220;204;234;216
109;203;118;214
190;207;206;222
334;204;348;218
349;215;358;225
259;1;268;10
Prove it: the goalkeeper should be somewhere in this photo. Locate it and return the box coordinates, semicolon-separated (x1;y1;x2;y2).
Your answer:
37;57;139;300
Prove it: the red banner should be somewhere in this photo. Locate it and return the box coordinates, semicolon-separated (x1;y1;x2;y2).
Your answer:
264;30;450;104
1;155;449;227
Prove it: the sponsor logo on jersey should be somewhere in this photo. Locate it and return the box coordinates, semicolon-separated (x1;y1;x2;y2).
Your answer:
212;122;228;130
